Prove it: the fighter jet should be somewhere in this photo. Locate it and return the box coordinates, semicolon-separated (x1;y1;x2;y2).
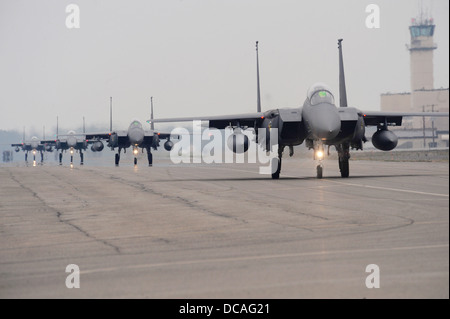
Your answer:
41;117;100;165
86;97;175;166
11;127;53;163
12;136;53;163
45;130;91;165
149;40;449;179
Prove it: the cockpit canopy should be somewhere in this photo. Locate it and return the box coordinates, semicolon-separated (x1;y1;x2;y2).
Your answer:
307;83;335;106
130;120;143;128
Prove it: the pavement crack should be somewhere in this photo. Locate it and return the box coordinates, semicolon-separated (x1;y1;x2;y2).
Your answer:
108;174;248;224
7;169;121;255
56;211;121;254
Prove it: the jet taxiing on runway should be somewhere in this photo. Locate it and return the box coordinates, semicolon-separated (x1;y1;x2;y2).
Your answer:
85;97;175;166
39;117;101;165
149;39;449;179
12;136;53;162
43;130;91;165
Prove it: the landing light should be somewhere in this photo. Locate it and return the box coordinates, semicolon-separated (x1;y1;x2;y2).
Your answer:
316;150;324;160
133;148;139;155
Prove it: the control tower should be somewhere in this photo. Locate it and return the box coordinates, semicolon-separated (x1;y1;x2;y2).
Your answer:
408;16;437;91
380;12;449;149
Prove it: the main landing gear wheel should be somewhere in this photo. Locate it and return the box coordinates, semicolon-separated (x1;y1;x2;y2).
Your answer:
271;157;281;179
115;154;120;166
59;153;62;165
316;165;323;179
148;152;153;167
339;158;349;178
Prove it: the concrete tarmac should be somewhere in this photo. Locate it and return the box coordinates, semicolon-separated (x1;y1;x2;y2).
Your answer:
0;158;448;298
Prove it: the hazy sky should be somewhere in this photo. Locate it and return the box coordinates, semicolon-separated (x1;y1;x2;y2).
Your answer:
0;0;448;136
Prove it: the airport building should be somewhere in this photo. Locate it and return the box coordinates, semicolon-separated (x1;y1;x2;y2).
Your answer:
380;14;449;149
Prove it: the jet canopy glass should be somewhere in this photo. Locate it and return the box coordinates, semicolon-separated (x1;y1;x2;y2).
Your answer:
130;120;143;128
307;83;335;106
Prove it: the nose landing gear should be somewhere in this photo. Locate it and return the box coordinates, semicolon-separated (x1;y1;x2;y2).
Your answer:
314;143;325;179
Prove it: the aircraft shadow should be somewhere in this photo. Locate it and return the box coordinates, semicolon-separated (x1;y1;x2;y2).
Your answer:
155;173;440;183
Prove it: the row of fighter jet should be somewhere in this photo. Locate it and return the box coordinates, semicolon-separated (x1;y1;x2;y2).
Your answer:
12;97;174;166
11;39;449;179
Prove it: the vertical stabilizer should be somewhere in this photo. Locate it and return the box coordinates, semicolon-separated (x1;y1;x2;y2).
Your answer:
83;117;85;134
256;41;262;113
110;97;113;132
338;39;348;107
56;116;59;138
150;96;155;130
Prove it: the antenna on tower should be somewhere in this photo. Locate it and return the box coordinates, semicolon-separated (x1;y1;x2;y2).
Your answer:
56;116;59;138
256;41;262;113
150;96;154;130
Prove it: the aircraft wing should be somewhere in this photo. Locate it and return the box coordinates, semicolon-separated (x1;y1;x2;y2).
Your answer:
362;111;449;127
148;112;266;130
40;140;57;145
84;132;111;140
157;133;176;139
143;130;177;140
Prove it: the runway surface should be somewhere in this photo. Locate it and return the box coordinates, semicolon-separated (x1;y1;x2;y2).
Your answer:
0;158;448;298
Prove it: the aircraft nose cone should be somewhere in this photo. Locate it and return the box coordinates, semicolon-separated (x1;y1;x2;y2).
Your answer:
311;111;341;140
315;122;340;139
67;136;77;147
129;129;145;145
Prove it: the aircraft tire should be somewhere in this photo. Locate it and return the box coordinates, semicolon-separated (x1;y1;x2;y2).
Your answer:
148;152;153;167
317;165;323;179
340;158;349;178
271;157;281;179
